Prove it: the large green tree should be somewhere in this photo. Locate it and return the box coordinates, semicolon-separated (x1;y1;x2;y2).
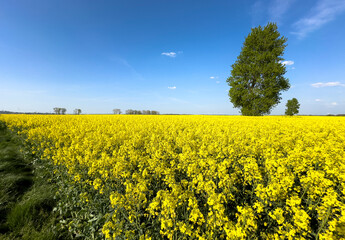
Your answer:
227;23;290;116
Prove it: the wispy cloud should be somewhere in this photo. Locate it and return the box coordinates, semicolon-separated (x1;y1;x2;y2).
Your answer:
280;60;294;66
168;86;176;90
162;52;177;57
315;99;322;102
162;51;183;58
331;102;338;106
210;76;219;79
311;82;345;88
216;81;220;84
292;0;345;38
110;56;144;81
251;0;294;25
268;0;295;23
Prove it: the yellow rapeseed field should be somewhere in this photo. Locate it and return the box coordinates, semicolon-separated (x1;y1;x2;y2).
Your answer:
0;114;345;239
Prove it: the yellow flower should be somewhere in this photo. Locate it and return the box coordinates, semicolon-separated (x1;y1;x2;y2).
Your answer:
1;114;344;239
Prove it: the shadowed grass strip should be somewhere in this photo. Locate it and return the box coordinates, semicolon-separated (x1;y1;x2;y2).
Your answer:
0;120;68;239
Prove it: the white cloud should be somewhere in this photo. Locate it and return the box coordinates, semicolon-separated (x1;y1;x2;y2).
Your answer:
331;102;338;106
292;0;345;38
162;52;177;57
311;82;345;88
315;99;322;102
210;76;215;79
168;86;176;90
216;81;220;84
280;60;294;66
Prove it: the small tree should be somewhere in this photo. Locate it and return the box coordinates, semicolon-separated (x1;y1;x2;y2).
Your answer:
53;107;66;114
125;109;144;114
285;98;300;116
74;109;82;115
53;107;60;114
113;109;121;114
227;22;290;116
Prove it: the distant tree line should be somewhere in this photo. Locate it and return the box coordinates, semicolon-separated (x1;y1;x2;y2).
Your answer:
53;107;67;115
327;114;345;116
112;109;159;115
142;110;160;115
0;111;50;115
113;109;121;114
74;109;82;115
53;108;82;115
126;109;159;115
1;109;344;116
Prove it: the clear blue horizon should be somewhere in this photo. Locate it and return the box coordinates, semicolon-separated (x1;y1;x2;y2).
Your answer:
1;0;345;115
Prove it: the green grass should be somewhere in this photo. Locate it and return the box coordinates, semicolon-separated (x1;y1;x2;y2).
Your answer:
0;120;67;239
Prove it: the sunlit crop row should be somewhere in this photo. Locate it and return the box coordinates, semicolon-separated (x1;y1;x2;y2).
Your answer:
1;114;345;239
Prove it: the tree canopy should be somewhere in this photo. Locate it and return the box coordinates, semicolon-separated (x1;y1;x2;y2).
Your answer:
74;109;82;115
113;109;122;114
53;107;67;115
227;22;290;116
285;98;300;116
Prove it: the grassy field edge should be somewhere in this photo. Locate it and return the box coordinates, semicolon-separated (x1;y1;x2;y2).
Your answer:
0;120;68;240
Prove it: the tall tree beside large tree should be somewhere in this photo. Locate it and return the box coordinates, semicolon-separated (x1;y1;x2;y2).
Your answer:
227;23;290;116
285;98;300;116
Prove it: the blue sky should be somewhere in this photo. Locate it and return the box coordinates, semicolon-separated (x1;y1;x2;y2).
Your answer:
1;0;344;115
